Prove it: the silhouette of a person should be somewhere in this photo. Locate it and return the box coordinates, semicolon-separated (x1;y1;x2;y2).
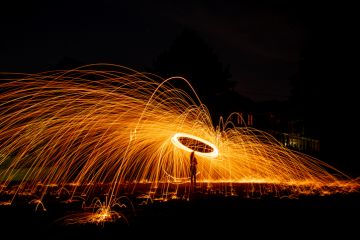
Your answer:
190;151;198;188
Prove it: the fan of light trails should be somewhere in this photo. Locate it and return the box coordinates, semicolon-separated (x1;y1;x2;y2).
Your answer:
0;64;358;202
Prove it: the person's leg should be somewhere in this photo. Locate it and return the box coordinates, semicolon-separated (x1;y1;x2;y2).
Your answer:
194;170;196;186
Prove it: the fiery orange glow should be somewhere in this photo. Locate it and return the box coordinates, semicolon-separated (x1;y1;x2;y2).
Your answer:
171;132;219;158
0;64;358;213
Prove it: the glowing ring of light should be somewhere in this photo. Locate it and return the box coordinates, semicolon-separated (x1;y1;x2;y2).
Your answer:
171;132;219;158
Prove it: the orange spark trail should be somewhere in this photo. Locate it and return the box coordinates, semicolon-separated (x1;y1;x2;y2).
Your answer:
0;64;358;205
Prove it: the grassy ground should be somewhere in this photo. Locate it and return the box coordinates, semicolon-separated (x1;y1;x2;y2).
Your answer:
1;189;359;239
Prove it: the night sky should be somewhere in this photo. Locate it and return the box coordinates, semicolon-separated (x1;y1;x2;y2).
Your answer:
1;1;316;102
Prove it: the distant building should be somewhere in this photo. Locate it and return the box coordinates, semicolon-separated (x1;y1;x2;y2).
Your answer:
226;96;320;155
270;130;320;153
255;111;320;154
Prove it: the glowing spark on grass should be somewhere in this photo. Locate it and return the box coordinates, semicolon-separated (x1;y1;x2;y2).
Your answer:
28;199;47;212
61;196;132;225
0;63;358;205
62;206;123;226
0;201;11;206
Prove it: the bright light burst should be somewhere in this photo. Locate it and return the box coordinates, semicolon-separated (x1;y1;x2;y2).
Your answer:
171;132;219;158
0;64;358;204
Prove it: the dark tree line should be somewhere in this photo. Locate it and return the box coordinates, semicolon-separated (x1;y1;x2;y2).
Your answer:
152;28;254;124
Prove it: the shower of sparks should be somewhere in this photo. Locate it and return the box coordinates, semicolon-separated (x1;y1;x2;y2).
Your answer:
0;64;358;223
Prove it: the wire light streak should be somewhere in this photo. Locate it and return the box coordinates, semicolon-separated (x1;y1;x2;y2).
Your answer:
0;64;358;212
171;132;219;158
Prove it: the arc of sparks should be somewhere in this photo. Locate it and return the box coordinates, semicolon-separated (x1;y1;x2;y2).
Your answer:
0;63;358;202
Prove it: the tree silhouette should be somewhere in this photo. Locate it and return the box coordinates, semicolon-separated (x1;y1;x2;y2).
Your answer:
152;28;233;97
152;28;252;121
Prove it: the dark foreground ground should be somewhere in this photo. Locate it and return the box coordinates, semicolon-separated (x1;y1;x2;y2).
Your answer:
1;190;359;239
